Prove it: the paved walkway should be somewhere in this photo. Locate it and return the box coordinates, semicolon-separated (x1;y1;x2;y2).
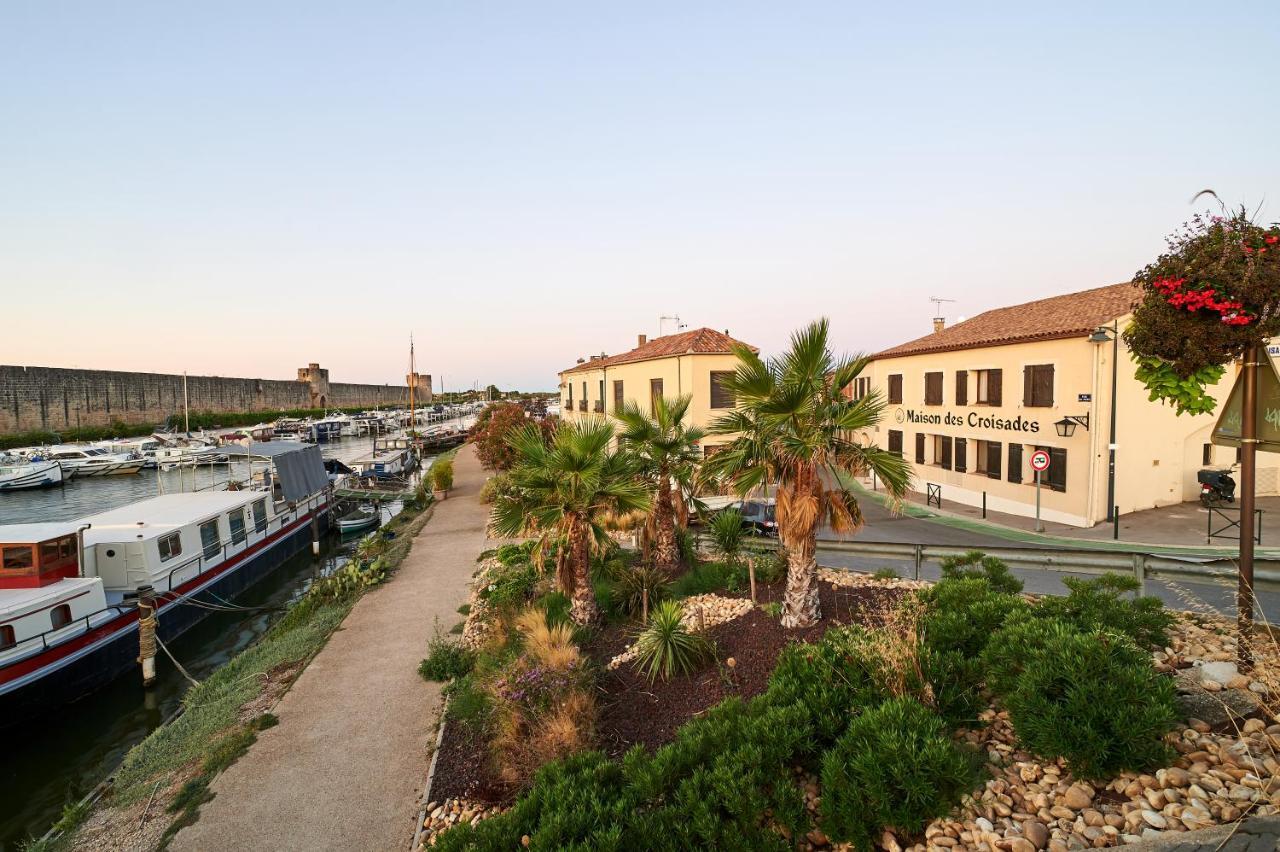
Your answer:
173;446;490;852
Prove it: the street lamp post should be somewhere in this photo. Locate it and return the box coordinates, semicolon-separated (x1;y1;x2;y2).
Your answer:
1090;323;1120;522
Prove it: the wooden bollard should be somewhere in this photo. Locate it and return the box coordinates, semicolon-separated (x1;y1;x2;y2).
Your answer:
642;586;649;623
137;585;158;688
748;559;757;604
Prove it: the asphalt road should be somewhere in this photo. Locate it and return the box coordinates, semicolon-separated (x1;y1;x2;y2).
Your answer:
814;496;1280;621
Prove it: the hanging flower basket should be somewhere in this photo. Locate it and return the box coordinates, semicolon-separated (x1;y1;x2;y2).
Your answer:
1123;208;1280;414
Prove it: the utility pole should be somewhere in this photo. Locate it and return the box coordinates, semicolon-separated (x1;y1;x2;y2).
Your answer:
1238;344;1260;669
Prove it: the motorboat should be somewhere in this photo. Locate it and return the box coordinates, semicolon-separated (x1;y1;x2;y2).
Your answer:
336;506;379;533
41;446;145;476
0;458;67;491
350;436;415;478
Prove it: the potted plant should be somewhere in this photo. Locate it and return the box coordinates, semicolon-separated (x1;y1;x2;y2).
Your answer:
431;458;454;500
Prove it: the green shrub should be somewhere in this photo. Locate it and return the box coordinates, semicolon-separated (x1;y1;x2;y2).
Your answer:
434;750;635;851
1005;629;1176;778
496;540;537;566
480;559;541;613
759;601;782;618
821;697;978;851
419;635;475;682
872;566;900;581
766;626;885;748
1033;574;1174;649
479;472;515;505
431;458;455;491
675;526;698;566
919;645;987;729
981;614;1078;697
632;600;714;682
939;551;1024;595
669;561;736;597
443;675;492;726
918;579;1028;658
614;564;671;617
629;696;810;850
709;509;747;563
754;548;787;584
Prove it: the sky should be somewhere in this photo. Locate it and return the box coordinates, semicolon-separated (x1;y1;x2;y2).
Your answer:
3;2;1279;392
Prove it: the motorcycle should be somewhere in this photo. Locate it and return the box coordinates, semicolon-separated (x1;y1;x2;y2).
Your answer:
1197;468;1236;506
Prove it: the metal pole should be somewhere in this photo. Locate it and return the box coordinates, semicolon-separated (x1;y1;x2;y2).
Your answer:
1113;506;1119;540
1239;344;1259;669
1034;470;1044;532
1105;324;1119;521
982;491;987;519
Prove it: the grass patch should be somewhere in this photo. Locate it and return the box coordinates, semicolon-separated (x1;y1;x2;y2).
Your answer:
457;603;471;616
59;497;440;848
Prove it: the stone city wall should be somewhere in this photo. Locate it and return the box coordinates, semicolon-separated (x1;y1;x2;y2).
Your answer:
0;364;431;434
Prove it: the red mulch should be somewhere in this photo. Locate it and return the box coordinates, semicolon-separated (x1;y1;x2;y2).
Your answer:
429;577;906;805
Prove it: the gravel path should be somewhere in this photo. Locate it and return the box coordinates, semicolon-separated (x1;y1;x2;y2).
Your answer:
172;446;490;852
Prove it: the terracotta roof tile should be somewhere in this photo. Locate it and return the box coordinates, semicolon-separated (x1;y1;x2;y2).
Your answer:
874;282;1141;359
560;328;756;375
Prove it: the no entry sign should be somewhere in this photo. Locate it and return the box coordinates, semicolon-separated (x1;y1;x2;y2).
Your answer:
1030;449;1051;473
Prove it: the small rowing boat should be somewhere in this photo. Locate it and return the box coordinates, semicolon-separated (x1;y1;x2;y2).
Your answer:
337;507;379;533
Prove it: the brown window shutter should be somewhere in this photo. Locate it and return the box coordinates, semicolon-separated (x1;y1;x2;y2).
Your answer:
614;380;624;411
955;371;968;405
889;374;903;405
1048;447;1067;491
941;436;953;469
1008;443;1022;483
989;369;1002;406
888;430;903;455
987;441;1002;479
915;433;925;464
710;372;735;409
1038;365;1055;407
1023;366;1033;406
955;437;967;472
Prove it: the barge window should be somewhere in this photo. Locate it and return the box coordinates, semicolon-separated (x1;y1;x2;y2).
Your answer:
252;499;268;533
158;532;183;562
51;604;72;630
0;625;14;650
199;520;222;559
2;546;34;571
228;509;247;545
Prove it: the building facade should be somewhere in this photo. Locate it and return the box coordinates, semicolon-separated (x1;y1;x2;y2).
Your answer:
864;283;1277;528
558;328;754;453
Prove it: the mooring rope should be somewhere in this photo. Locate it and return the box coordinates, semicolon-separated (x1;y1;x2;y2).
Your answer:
137;611;157;662
155;632;201;687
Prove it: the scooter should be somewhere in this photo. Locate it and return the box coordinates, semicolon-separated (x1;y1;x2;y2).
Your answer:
1197;469;1237;506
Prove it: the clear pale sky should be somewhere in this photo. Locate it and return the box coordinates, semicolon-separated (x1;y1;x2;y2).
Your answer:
3;3;1278;391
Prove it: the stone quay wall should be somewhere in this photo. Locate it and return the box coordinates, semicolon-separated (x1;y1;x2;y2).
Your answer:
0;363;432;434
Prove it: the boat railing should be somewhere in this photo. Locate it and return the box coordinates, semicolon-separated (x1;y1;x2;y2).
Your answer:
1;603;133;666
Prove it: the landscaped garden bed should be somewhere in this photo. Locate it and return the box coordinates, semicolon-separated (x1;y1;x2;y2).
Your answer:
418;542;1280;851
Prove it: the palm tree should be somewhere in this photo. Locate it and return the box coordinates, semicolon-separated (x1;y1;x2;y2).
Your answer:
490;419;650;624
703;319;912;627
615;394;706;570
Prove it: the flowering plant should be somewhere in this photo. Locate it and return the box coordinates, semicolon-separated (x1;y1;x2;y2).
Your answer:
1123;205;1280;413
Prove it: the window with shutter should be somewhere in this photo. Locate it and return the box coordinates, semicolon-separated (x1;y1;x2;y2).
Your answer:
955;437;967;472
986;440;1002;479
614;380;624;412
888;374;903;404
888;430;903;456
1046;447;1067;492
1023;365;1054;407
933;435;952;469
988;369;1002;406
650;379;663;415
955;371;968;405
1008;444;1023;483
924;372;943;405
915;433;925;464
710;371;735;409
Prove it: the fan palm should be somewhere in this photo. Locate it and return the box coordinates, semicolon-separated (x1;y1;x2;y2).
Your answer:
704;319;912;627
615;393;705;570
490;420;650;624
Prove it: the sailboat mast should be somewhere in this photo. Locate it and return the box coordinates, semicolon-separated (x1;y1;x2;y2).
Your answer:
409;333;415;433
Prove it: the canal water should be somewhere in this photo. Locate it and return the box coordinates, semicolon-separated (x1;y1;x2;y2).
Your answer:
0;436;412;851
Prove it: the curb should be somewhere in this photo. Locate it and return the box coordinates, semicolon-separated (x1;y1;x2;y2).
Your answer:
411;712;449;851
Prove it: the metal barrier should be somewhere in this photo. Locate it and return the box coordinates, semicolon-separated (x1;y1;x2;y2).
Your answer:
926;483;942;509
706;534;1280;595
1207;505;1262;546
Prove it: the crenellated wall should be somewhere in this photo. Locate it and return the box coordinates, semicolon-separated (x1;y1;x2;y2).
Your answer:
0;364;432;434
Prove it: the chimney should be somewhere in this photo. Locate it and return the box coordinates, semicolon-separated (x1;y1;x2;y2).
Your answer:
933;317;946;334
638;334;647;347
576;357;585;364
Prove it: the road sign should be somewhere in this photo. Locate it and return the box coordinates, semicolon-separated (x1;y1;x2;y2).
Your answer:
1030;449;1051;472
1212;352;1280;454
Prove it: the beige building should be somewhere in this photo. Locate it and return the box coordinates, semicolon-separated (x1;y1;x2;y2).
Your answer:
558;328;754;453
864;283;1277;528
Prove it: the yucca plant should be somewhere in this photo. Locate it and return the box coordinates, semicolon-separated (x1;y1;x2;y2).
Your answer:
632;600;713;682
708;508;747;565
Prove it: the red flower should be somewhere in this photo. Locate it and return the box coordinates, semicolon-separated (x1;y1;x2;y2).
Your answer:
1266;235;1279;244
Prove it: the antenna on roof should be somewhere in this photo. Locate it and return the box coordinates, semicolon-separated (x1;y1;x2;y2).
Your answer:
659;314;686;337
929;297;955;334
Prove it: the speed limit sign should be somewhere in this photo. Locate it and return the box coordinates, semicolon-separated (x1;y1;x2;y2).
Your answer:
1030;449;1051;472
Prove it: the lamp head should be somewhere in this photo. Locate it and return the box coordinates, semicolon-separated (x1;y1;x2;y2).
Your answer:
1054;417;1076;438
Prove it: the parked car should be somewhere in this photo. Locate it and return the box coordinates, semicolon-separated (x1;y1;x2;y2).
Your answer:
736;499;778;537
